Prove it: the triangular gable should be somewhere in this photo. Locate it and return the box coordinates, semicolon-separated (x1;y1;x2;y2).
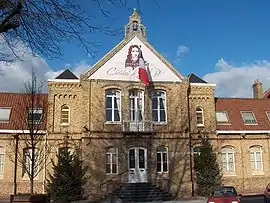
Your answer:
84;36;184;82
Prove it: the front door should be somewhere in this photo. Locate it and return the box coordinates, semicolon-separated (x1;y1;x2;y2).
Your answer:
128;147;147;183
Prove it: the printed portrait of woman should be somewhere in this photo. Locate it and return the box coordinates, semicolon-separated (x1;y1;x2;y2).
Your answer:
125;45;140;69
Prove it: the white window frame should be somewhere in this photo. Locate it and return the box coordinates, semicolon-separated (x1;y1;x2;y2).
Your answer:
156;146;169;173
249;146;263;172
23;148;39;179
196;107;204;127
106;148;118;174
221;147;235;173
241;111;257;125
216;111;230;123
0;147;5;179
129;89;144;122
152;90;167;123
27;108;43;124
61;105;70;125
105;89;121;123
0;107;11;122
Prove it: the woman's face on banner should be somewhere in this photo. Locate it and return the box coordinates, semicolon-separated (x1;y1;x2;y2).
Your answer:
131;47;139;62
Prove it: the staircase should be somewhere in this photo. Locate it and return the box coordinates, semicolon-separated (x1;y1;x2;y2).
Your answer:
109;182;173;202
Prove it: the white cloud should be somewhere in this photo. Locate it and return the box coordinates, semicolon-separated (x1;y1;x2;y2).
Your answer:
203;58;270;97
0;39;91;92
175;45;189;62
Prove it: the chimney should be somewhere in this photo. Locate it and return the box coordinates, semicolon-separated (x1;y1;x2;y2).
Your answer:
253;79;263;99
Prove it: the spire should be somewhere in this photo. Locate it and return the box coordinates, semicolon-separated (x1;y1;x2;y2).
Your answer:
125;8;146;40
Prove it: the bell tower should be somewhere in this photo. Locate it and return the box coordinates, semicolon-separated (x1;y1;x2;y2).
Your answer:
125;8;146;41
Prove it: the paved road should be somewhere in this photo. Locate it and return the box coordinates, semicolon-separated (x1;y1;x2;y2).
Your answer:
241;195;265;203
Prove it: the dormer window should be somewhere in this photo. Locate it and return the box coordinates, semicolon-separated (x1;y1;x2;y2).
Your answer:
241;111;257;124
27;108;43;124
216;111;230;124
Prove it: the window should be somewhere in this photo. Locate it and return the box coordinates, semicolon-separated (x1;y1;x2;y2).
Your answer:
27;108;43;124
216;111;229;123
221;147;235;173
250;146;263;171
61;105;70;124
241;111;257;124
59;147;75;156
0;147;4;177
129;89;144;122
0;108;11;122
152;91;166;122
105;89;121;122
106;148;117;174
193;147;201;156
23;148;39;177
196;107;204;126
266;111;270;122
157;146;168;173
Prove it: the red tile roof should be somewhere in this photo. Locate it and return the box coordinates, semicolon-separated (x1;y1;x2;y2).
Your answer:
0;93;48;132
263;88;270;99
215;98;270;131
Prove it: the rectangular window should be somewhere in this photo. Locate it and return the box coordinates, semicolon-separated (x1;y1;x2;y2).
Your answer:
0;108;11;122
23;148;39;177
106;90;120;122
221;153;235;172
156;147;168;173
27;108;43;124
106;148;117;174
216;111;229;123
152;91;166;122
0;147;4;176
129;90;143;122
250;151;262;171
241;111;257;124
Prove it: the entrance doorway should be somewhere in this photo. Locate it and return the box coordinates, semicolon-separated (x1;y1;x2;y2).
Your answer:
128;147;147;183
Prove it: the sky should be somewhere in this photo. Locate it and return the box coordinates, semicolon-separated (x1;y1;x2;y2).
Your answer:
1;1;270;97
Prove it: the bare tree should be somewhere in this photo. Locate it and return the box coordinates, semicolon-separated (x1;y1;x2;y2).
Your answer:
0;0;148;61
8;68;50;194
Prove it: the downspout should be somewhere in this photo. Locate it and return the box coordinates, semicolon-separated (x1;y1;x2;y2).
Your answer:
187;82;195;196
13;134;19;195
42;131;48;194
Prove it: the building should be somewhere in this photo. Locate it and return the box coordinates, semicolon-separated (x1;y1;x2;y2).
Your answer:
0;9;270;199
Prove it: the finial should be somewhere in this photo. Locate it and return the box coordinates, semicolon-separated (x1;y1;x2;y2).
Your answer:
129;8;141;23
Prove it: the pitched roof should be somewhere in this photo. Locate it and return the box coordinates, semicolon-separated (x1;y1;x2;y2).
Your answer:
263;88;270;98
55;69;78;79
188;73;207;83
215;98;270;131
0;93;48;132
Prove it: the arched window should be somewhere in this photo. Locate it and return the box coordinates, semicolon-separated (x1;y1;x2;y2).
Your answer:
152;90;167;122
0;147;4;177
156;146;168;173
221;146;235;173
129;89;144;122
106;147;118;174
61;105;70;125
250;146;263;171
196;107;204;126
105;89;121;122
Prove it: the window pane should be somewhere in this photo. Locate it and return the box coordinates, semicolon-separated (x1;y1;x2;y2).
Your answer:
163;152;167;162
106;164;111;173
0;108;10;121
152;110;158;121
112;164;117;173
159;98;165;109
157;153;161;162
139;149;145;168
152;98;158;109
197;114;203;124
114;110;120;121
113;97;118;109
129;149;135;168
163;162;168;172
112;154;117;164
242;112;256;123
106;97;112;108
160;110;166;122
106;110;112;121
216;112;229;122
157;163;161;172
106;154;111;163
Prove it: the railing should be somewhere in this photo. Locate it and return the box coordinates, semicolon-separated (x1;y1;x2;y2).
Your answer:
122;120;153;132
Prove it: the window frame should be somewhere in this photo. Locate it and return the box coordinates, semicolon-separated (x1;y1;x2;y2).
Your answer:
27;108;43;124
0;107;11;123
249;146;263;172
221;146;236;174
0;147;5;179
240;111;257;125
22;148;39;179
105;89;121;123
216;111;230;124
152;90;167;123
106;147;118;174
196;107;204;127
60;105;70;125
156;146;169;173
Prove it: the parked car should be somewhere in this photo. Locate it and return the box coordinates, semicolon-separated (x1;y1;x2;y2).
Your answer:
264;183;270;203
207;186;241;203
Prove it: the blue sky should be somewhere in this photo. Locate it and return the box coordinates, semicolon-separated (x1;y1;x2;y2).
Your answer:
1;1;270;97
